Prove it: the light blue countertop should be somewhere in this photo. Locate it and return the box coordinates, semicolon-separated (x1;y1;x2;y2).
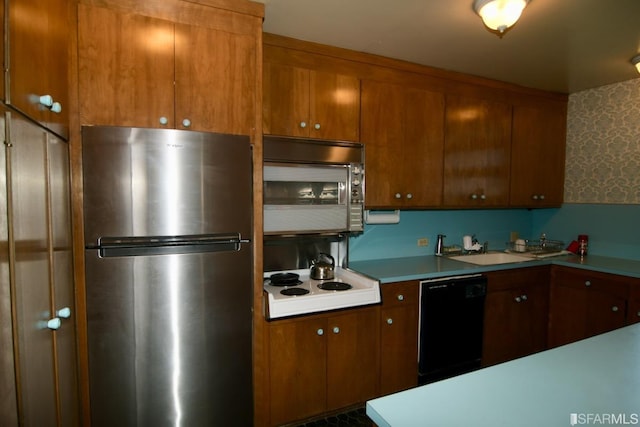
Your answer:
349;254;640;283
366;324;640;427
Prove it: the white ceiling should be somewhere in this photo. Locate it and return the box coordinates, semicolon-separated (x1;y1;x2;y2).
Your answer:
255;0;640;94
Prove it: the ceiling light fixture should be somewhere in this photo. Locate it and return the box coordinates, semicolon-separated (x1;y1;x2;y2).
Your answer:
473;0;529;35
632;54;640;74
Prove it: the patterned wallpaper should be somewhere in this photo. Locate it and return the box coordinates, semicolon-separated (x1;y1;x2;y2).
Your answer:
564;78;640;203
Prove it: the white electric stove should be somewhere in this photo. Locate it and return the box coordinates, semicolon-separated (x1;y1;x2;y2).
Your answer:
263;267;381;319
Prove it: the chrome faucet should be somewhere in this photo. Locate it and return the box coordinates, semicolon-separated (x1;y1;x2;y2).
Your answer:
435;234;446;256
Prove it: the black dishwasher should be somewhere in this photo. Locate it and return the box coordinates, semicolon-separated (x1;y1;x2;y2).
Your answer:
418;274;487;384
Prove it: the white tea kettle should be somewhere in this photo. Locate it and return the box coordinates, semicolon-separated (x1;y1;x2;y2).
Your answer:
310;253;335;280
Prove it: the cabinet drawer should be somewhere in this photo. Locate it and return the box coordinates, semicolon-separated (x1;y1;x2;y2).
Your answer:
551;266;629;298
381;281;419;308
485;266;550;292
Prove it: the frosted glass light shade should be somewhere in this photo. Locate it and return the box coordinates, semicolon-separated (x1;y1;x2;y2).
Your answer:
474;0;528;34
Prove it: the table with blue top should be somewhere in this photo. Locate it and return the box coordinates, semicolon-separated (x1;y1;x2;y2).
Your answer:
367;324;640;427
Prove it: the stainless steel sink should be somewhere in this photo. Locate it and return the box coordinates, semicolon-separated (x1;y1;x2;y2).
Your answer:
448;252;535;266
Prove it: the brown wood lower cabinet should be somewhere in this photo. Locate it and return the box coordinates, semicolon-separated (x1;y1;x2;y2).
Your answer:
482;266;550;367
379;281;419;396
548;266;630;348
267;306;379;427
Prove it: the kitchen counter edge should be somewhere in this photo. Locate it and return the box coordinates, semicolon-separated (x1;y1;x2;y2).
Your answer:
348;254;640;284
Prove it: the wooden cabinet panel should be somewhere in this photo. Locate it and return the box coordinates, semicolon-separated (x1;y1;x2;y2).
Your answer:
174;23;256;134
8;113;78;426
326;308;379;409
548;266;629;348
78;4;176;128
267;306;379;426
268;317;327;426
361;80;444;208
263;62;360;141
510;101;566;207
8;0;70;138
79;3;259;135
443;94;512;207
482;267;549;366
379;281;419;395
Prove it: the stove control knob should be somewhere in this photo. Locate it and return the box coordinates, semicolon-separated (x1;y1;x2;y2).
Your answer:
316;328;324;336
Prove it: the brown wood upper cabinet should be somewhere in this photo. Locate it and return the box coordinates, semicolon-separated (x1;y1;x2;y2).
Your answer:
509;100;567;207
78;3;258;135
7;0;70;139
361;80;444;208
263;62;360;141
443;94;512;207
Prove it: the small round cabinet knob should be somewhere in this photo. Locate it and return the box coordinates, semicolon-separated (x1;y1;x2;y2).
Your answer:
515;296;522;303
47;318;61;330
480;194;486;200
317;328;324;336
332;326;340;334
300;121;307;128
397;294;404;301
395;193;402;199
39;94;54;107
539;194;545;200
159;116;169;125
585;280;592;287
532;195;539;200
50;102;62;114
406;193;413;199
471;194;478;200
386;318;393;325
182;119;191;128
314;123;321;130
57;307;71;319
521;294;528;301
611;306;619;312
636;311;640;318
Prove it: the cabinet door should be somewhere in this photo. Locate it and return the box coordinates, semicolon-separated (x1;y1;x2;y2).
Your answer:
510;101;566;207
361;80;444;208
443;94;512;207
78;4;175;128
326;307;379;410
268;317;327;426
175;23;256;134
8;0;69;138
379;282;419;395
263;62;310;137
9;114;57;427
48;134;78;426
309;71;360;141
483;267;549;366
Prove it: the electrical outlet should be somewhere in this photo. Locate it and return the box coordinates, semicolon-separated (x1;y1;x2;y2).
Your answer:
417;238;429;247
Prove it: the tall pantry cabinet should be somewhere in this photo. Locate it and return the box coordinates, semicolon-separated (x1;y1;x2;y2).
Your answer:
1;0;78;425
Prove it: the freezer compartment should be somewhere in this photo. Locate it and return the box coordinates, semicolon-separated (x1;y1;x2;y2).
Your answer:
81;126;252;245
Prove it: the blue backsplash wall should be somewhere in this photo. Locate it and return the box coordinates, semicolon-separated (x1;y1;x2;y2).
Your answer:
349;204;640;262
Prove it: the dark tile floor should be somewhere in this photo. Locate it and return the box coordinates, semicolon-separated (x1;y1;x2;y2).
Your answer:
294;407;373;427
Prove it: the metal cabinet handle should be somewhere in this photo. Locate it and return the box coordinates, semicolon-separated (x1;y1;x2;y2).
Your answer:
480;194;486;200
514;296;522;303
395;193;402;199
406;193;413;199
159;116;169;125
521;294;528;301
181;118;191;128
332;326;340;334
386;318;393;325
314;123;321;130
397;294;404;301
585;280;591;287
611;306;619;312
300;121;307;128
317;328;324;336
471;194;478;200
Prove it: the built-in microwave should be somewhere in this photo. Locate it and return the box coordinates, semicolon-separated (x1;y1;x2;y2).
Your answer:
263;136;364;235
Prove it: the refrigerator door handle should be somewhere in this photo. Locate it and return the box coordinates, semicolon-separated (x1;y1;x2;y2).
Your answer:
95;233;250;258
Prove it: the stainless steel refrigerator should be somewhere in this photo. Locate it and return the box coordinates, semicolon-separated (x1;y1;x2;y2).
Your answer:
82;126;253;426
